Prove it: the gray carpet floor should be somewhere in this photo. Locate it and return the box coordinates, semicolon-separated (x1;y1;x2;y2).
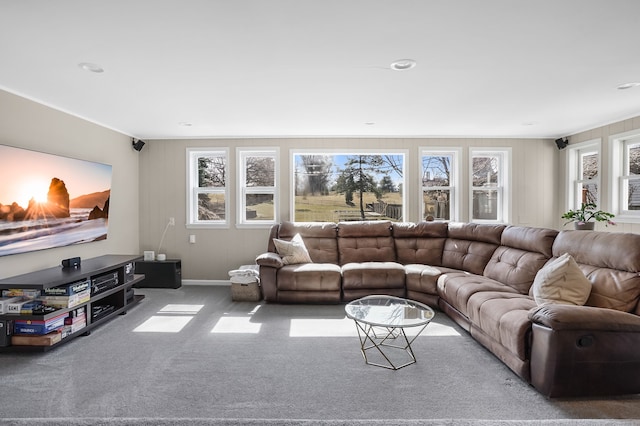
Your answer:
0;286;638;425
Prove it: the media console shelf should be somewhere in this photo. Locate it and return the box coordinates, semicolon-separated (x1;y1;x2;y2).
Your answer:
0;254;145;352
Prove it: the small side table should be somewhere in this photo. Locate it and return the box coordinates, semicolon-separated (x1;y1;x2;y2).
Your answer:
345;295;435;370
135;259;182;288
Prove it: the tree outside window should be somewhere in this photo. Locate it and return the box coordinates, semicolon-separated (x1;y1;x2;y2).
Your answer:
624;141;640;210
566;141;601;217
238;149;278;225
187;148;228;226
293;152;405;222
579;150;599;206
421;153;455;220
470;149;509;223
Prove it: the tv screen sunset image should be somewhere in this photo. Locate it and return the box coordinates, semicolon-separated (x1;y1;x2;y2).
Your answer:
0;145;112;257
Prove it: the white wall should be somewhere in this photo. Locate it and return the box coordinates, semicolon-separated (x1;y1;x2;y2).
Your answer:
0;89;140;279
139;137;558;280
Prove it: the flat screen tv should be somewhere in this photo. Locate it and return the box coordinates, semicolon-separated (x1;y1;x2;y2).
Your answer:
0;144;112;257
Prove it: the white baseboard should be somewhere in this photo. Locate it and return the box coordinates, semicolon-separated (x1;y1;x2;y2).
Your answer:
182;279;230;286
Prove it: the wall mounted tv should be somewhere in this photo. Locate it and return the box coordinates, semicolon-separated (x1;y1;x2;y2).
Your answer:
0;144;112;257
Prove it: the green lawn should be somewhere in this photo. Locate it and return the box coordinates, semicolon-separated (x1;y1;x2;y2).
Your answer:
245;191;403;222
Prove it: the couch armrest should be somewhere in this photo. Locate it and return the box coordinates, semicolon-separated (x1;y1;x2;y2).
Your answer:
529;305;640;397
255;252;284;269
255;252;283;302
528;304;640;332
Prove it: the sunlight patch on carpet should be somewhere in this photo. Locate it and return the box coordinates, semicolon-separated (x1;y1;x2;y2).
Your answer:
158;304;204;314
289;317;461;337
423;322;461;336
133;316;193;332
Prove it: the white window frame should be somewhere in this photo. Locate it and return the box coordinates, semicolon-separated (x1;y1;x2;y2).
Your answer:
236;147;279;228
419;147;461;222
565;139;601;213
469;147;511;224
290;149;407;223
609;130;640;223
186;147;229;228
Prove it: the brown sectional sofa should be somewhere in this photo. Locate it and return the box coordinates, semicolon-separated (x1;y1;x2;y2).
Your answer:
255;220;640;398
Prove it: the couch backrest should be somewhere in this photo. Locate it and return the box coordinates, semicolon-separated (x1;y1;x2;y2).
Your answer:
441;223;506;275
484;226;558;294
277;221;339;264
552;230;640;314
337;220;395;265
392;221;448;265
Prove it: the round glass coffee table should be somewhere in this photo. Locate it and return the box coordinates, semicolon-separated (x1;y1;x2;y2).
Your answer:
344;295;435;370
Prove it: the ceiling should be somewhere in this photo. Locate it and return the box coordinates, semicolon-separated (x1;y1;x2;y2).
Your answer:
1;0;640;140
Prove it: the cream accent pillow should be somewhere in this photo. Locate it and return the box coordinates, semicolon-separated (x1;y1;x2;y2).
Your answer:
532;253;592;306
273;233;312;265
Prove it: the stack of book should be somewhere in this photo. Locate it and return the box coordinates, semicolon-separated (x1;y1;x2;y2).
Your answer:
6;280;92;346
39;278;91;309
1;289;42;314
61;306;87;338
13;312;67;335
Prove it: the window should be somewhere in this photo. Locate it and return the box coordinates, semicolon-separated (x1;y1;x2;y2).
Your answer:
420;148;460;221
186;148;229;227
237;148;278;226
470;148;510;223
622;139;640;211
610;132;640;221
566;140;601;211
292;151;406;222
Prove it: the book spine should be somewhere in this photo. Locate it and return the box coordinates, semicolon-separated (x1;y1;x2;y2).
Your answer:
42;278;91;296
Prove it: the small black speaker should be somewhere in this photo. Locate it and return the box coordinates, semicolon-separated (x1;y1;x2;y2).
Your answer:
132;139;145;151
62;257;81;269
555;137;568;150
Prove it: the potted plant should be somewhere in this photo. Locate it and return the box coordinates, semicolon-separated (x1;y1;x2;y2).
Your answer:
561;202;616;230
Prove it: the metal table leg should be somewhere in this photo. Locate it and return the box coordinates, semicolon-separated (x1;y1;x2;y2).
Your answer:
352;319;428;370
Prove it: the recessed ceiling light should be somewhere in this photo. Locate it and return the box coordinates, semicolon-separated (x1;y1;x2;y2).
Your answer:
78;62;104;73
617;82;640;90
365;122;376;126
390;59;417;71
178;122;193;127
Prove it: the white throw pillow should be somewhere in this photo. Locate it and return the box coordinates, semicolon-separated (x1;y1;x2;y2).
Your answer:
532;253;592;306
273;233;312;265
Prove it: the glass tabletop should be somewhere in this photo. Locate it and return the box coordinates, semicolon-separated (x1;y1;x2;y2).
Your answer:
344;295;435;328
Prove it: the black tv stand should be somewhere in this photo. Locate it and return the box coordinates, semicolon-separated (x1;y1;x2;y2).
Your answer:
0;255;145;351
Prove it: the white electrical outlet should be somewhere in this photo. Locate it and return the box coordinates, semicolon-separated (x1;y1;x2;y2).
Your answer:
189;234;196;244
169;217;175;226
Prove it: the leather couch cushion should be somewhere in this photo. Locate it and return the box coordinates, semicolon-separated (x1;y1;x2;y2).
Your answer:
441;239;499;275
484;226;558;294
337;220;392;237
553;230;640;272
446;222;505;244
500;225;557;258
393;222;447;265
278;222;339;264
552;231;640;313
405;264;447;295
484;246;550;294
441;223;505;275
437;271;519;317
337;221;396;264
276;263;342;292
342;262;406;290
531;253;592;306
467;291;537;361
